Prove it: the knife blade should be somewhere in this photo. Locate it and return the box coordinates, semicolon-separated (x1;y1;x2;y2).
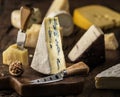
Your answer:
29;62;89;84
16;6;32;50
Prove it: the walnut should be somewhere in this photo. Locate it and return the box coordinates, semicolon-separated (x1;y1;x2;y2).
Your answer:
9;61;24;77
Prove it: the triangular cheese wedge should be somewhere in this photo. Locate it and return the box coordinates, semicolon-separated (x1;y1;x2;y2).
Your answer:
68;25;105;67
46;0;69;16
95;63;120;89
31;17;66;74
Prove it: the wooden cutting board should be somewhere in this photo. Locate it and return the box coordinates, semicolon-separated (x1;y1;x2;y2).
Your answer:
0;64;84;96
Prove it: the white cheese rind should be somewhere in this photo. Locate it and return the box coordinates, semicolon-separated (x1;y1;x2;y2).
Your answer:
68;25;104;62
31;21;50;74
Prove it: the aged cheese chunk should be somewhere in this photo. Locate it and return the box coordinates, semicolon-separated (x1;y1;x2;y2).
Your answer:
3;44;28;68
25;24;41;48
46;0;69;16
31;17;66;74
105;33;118;50
47;11;74;36
73;5;120;30
11;8;41;29
95;63;120;89
68;25;105;66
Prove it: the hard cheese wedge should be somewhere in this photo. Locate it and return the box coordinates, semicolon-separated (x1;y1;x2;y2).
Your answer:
25;24;41;48
105;33;118;50
31;17;66;74
2;44;28;68
95;63;120;89
73;5;120;30
68;25;105;67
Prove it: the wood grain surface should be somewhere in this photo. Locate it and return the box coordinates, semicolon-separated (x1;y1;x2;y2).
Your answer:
0;0;120;97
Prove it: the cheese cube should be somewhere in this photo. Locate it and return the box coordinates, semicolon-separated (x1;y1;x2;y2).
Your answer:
25;24;41;48
73;5;120;30
3;44;29;68
105;33;118;50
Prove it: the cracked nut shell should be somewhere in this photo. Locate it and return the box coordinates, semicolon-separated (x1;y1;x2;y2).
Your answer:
9;61;24;77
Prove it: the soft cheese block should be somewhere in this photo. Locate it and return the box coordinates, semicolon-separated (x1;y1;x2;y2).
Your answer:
3;44;28;68
46;0;69;16
73;5;120;30
105;33;118;50
31;17;66;74
11;8;41;29
25;24;41;48
68;25;105;66
95;63;120;89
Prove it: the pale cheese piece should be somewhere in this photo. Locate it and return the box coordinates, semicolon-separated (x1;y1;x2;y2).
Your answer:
11;8;41;29
46;0;69;16
2;44;29;68
47;11;74;36
95;63;120;89
73;5;120;30
31;17;66;74
25;24;41;48
105;33;118;50
68;25;104;62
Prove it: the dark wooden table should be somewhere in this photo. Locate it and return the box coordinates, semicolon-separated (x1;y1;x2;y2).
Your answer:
0;0;120;97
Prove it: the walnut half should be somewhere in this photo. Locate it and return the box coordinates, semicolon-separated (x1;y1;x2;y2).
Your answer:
9;61;24;77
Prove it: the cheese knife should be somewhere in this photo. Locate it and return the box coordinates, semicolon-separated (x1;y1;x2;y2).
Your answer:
16;6;32;49
29;62;89;84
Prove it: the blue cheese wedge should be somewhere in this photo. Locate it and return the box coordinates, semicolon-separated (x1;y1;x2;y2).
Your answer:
31;17;66;74
95;63;120;89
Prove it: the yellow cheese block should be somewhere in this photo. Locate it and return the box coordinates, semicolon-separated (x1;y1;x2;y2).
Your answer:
73;5;120;30
25;24;41;48
3;44;29;68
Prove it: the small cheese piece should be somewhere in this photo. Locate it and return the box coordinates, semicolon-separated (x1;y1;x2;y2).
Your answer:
25;24;41;48
73;5;120;30
47;11;74;36
46;0;69;16
3;44;28;68
68;25;105;66
11;8;41;29
95;63;120;89
31;17;66;74
105;33;118;50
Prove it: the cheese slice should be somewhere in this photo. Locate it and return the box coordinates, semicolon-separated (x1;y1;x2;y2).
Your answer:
2;44;28;68
25;24;41;48
68;25;105;66
11;8;41;29
46;0;69;16
73;5;120;30
31;17;66;74
105;33;118;50
95;63;120;89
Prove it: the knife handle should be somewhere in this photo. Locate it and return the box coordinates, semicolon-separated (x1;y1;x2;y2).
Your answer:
20;6;33;31
65;62;89;76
